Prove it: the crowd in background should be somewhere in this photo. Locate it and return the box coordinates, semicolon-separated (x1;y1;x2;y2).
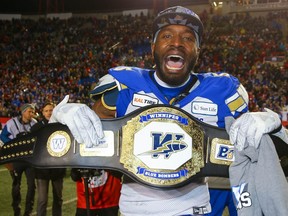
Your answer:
0;9;287;118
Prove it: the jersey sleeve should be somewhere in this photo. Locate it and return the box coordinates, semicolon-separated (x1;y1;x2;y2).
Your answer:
225;83;249;114
0;124;12;143
195;72;249;128
209;72;249;117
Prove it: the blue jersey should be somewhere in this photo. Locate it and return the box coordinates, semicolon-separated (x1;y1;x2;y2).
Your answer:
92;66;249;216
109;66;248;128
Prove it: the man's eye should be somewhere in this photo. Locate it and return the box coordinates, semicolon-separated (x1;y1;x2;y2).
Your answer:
163;34;172;39
183;36;193;41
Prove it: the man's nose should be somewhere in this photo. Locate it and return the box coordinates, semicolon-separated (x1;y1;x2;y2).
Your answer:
170;36;183;47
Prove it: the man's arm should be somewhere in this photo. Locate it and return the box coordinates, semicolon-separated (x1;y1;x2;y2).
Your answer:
49;95;104;148
0;124;12;145
270;126;288;144
49;74;118;148
91;98;116;119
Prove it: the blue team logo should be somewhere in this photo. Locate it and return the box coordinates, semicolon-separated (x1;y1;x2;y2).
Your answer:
120;107;205;186
139;133;187;159
52;138;66;149
47;131;71;157
134;121;192;170
135;130;190;180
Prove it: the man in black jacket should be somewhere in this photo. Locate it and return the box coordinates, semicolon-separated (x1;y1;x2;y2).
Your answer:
31;102;66;216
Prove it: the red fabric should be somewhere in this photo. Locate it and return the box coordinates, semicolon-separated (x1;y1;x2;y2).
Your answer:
76;171;121;209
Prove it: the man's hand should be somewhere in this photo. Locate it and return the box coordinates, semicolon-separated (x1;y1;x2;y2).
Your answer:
49;95;104;147
228;108;281;151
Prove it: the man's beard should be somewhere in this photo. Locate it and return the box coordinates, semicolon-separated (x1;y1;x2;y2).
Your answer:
154;51;197;86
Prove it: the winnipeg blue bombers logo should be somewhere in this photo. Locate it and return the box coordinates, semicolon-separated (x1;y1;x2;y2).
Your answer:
52;137;66;149
47;131;71;157
120;107;205;187
140;133;187;159
134;121;192;170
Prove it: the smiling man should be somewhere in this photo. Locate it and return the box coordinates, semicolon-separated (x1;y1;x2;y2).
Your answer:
152;24;199;86
50;5;286;216
151;6;201;87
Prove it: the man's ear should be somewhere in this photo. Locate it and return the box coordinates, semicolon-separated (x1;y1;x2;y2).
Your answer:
151;42;155;59
196;47;200;61
197;47;200;55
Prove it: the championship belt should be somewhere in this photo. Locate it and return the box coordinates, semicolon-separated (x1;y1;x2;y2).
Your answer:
0;105;287;189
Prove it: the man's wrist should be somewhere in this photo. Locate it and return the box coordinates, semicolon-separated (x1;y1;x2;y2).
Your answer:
271;126;288;144
269;124;283;135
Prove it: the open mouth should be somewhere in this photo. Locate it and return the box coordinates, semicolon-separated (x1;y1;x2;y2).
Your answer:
165;55;184;70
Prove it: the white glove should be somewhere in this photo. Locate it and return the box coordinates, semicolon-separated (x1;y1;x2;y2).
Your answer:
49;95;104;147
228;108;281;151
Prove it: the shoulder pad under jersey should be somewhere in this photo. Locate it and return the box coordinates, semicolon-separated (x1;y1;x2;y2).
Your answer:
89;74;119;108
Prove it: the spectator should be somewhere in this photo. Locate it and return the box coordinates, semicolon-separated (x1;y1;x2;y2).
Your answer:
0;103;37;216
31;102;66;216
0;10;287;117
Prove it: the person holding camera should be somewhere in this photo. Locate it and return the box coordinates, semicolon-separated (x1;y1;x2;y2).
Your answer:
0;103;37;216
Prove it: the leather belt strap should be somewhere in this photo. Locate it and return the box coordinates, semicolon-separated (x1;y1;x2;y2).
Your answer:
0;105;287;189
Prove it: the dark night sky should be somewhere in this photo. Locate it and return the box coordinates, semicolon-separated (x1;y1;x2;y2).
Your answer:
0;0;208;14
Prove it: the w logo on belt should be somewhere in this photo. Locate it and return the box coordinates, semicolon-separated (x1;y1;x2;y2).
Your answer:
52;138;66;150
47;131;71;157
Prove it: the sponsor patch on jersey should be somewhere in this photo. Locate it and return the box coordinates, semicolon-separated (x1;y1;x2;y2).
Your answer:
132;93;159;107
191;101;218;116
